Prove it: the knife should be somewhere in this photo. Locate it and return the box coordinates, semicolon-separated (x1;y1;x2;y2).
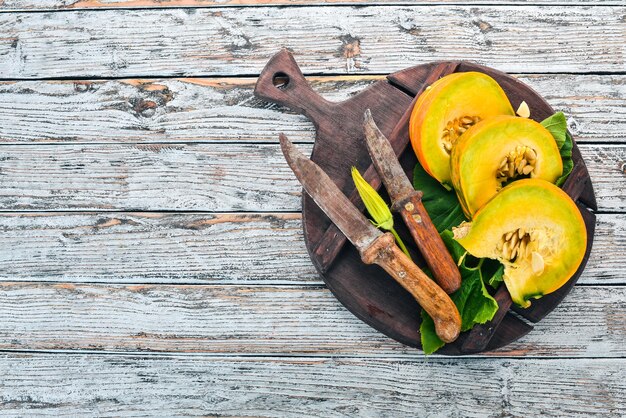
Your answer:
363;109;462;294
279;133;461;343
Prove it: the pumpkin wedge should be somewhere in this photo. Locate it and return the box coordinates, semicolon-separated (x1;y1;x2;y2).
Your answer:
453;179;587;308
451;115;563;217
409;72;515;187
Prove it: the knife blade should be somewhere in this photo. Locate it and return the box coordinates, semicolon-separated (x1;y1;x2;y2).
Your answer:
279;133;382;254
363;109;461;294
279;133;461;343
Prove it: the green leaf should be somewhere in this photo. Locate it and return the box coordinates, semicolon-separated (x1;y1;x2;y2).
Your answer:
484;260;505;289
440;228;466;260
441;231;499;330
556;131;574;186
413;161;467;233
420;310;445;355
540;111;567;149
539;112;574;187
420;230;500;354
457;270;499;331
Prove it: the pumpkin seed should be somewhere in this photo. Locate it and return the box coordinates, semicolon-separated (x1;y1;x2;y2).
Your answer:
518;159;527;172
516;101;530;118
531;251;545;275
441;116;481;154
510;232;519;247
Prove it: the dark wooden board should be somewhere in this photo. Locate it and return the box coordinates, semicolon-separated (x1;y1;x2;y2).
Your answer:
254;50;596;354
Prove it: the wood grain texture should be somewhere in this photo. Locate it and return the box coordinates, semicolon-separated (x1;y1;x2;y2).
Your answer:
1;353;624;417
1;0;622;11
0;143;622;211
0;212;622;285
0;75;622;144
0;143;312;212
0;77;380;143
0;283;624;357
0;6;624;78
584;145;626;213
0;212;319;284
0;1;622;412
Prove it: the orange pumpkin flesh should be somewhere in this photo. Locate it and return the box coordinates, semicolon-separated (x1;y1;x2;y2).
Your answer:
409;72;515;187
450;115;563;217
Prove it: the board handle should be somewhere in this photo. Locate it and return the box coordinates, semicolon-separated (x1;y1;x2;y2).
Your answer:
254;49;333;125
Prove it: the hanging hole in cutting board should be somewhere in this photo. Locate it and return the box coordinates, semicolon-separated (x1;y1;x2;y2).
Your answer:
272;72;290;89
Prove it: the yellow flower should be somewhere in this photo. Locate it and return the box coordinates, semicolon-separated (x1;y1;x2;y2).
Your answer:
351;167;393;230
351;167;410;258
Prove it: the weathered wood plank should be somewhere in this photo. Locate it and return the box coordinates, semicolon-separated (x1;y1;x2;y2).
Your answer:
0;143;312;212
584;145;626;213
518;74;626;143
0;213;318;283
0;75;623;144
1;0;621;11
1;353;624;416
0;77;379;143
0;283;623;357
0;213;622;284
0;6;624;78
0;143;622;211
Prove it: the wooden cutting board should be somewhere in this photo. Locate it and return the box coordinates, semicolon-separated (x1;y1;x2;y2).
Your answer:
254;49;596;354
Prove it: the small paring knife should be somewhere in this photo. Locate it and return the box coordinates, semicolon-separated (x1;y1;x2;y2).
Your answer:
279;133;461;343
363;109;462;294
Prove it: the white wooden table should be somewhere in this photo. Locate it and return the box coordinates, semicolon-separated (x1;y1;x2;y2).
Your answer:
0;1;625;416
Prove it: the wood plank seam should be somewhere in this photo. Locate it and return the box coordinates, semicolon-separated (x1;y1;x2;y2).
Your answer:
0;6;624;78
1;2;625;12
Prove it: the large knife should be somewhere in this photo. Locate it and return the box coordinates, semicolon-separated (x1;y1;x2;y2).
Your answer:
279;133;461;343
363;109;462;294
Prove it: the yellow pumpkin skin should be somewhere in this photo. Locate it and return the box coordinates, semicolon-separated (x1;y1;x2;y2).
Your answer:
454;179;587;308
409;72;514;186
450;115;563;218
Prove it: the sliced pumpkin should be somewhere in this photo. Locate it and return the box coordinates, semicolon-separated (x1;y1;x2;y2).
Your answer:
409;72;515;187
453;179;587;308
450;115;563;217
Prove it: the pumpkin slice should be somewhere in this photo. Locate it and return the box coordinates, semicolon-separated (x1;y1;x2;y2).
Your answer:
451;115;563;217
453;179;587;308
409;72;515;187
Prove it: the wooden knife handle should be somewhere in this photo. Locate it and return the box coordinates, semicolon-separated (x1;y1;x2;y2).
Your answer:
393;192;462;294
361;233;461;343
